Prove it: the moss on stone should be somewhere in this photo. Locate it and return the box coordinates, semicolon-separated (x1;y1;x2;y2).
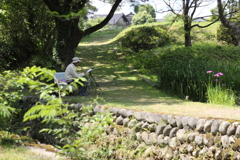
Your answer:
233;138;240;151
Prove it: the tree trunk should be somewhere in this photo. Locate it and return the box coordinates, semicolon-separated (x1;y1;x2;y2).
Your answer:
55;18;83;69
217;0;240;49
183;0;192;47
184;22;192;47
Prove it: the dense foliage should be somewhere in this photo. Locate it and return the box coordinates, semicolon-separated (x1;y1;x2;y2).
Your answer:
132;11;156;25
120;25;170;52
0;66;119;159
137;4;156;19
0;0;56;71
132;4;156;25
217;23;239;46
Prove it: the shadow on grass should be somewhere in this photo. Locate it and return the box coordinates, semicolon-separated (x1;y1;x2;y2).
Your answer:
67;43;190;110
60;39;240;120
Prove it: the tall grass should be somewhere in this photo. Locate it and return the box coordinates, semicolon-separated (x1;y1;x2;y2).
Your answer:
206;71;236;106
124;43;240;104
207;84;235;106
158;46;240;102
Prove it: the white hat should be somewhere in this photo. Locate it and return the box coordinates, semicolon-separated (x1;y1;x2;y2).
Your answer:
72;57;81;63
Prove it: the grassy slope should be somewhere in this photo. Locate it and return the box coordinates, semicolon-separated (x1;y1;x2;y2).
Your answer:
64;24;240;121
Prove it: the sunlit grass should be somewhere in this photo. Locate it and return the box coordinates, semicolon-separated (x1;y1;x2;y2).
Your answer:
207;84;235;106
63;40;240;120
65;24;240;121
0;146;54;160
80;28;124;45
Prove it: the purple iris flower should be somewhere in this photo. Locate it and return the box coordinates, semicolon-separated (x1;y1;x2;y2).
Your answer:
206;70;213;73
214;72;224;77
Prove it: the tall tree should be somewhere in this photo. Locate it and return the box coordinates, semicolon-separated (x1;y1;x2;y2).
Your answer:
217;0;240;48
132;10;156;25
161;0;217;47
138;4;156;18
132;4;156;25
42;0;123;69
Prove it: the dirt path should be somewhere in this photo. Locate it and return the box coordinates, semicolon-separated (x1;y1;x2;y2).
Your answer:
28;146;67;160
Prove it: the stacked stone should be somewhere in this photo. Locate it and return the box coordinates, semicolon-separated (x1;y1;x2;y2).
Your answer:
93;106;240;160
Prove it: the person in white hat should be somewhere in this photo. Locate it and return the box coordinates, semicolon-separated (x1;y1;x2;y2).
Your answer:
65;57;88;96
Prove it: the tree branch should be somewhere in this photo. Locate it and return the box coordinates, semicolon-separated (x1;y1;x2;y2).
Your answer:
163;0;181;16
217;0;240;37
83;0;122;36
190;0;197;19
191;18;219;28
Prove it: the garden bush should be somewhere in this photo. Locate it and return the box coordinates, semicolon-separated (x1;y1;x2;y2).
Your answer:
125;50;160;71
0;41;19;71
217;23;238;45
120;25;170;52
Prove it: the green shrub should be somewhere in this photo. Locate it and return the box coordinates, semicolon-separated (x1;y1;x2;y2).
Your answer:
132;11;156;25
120;25;170;52
217;23;238;45
125;50;160;71
0;0;56;70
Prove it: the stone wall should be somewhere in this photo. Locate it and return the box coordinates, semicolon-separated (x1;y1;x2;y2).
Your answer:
94;105;240;160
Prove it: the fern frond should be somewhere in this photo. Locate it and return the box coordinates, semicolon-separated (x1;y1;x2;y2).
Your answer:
39;109;57;119
23;104;45;121
0;104;15;117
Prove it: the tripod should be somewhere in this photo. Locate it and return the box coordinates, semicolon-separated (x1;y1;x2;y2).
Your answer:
88;71;103;95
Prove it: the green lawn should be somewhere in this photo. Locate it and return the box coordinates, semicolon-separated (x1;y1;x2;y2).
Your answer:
62;36;240;121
